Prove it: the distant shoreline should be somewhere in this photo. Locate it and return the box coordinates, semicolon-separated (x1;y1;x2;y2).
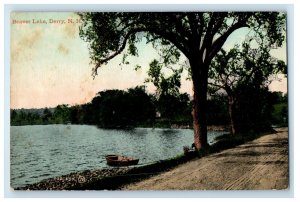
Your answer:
10;123;229;132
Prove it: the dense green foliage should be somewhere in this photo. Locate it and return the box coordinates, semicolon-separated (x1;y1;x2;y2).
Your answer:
270;92;288;126
206;94;229;126
11;86;287;130
78;12;286;78
144;59;192;124
11;86;192;128
86;87;156;128
233;84;276;133
11;110;43;125
208;38;286;134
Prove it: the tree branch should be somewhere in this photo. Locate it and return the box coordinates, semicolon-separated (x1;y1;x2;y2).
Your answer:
92;26;191;77
207;22;249;63
208;82;225;89
170;14;191;41
93;29;137;77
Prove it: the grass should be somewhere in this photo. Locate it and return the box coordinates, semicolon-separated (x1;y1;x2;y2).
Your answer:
203;129;276;154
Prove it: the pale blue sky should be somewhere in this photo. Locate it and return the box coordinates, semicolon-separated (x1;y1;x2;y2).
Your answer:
10;12;287;109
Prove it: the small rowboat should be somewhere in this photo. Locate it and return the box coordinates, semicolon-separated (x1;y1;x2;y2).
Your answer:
105;154;139;166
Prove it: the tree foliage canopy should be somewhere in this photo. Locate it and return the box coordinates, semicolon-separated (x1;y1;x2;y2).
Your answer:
208;37;286;134
145;59;183;97
79;12;286;77
208;39;286;95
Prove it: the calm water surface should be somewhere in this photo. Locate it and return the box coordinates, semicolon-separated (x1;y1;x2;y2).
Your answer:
10;125;225;188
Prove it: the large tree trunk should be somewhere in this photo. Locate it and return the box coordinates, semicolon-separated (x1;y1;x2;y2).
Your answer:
228;94;236;135
190;57;209;150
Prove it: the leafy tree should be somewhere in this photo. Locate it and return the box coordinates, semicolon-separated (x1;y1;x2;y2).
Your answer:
145;59;190;120
11;110;43;125
206;93;228;126
127;86;156;124
95;90;126;127
11;110;18;125
233;81;278;133
91;87;155;128
270;92;288;126
69;105;85;124
79;12;286;149
145;59;183;97
42;108;53;123
81;103;96;124
208;39;286;134
53;104;71;124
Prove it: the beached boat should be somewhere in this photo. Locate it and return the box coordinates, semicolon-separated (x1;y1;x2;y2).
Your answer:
105;154;139;166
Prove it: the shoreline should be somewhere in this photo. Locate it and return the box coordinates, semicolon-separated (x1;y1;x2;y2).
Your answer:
13;159;190;190
13;128;284;190
10;123;229;132
14;167;132;190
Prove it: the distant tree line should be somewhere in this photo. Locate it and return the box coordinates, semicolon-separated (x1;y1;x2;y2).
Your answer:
11;85;287;130
11;86;191;128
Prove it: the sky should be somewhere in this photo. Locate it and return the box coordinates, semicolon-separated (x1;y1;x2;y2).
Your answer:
10;12;287;109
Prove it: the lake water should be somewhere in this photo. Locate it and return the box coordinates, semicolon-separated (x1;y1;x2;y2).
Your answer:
10;125;225;188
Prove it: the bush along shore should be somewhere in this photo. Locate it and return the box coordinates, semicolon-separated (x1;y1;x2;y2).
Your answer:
14;128;275;190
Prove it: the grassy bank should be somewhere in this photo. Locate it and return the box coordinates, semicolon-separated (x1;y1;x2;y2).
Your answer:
197;128;276;156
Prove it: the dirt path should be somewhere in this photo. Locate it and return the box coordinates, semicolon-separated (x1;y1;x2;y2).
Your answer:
124;128;289;190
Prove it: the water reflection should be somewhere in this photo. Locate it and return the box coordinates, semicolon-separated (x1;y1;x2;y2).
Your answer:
160;129;177;134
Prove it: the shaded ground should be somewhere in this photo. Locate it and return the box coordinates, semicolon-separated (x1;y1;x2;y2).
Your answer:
123;128;289;190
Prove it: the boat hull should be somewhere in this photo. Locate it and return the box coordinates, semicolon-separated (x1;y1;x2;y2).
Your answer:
105;155;139;166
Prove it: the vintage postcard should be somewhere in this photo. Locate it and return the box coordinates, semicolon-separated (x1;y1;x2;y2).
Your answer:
10;11;288;191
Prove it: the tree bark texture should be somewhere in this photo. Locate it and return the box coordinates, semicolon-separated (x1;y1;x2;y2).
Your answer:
190;57;209;150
